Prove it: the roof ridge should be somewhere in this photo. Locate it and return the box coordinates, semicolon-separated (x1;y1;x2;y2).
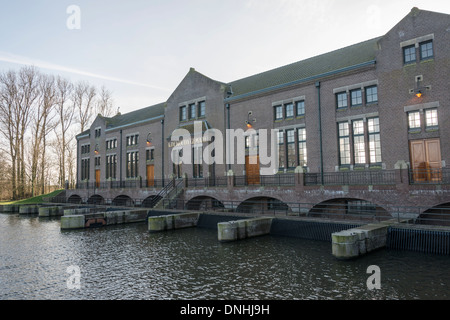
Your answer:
228;36;382;86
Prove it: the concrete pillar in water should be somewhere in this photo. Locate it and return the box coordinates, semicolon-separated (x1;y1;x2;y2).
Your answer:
61;215;85;230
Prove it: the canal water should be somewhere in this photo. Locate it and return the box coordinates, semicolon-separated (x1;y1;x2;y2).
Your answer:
1;213;449;300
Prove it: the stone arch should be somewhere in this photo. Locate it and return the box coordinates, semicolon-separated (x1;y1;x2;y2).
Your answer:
186;196;225;211
417;202;450;226
112;195;134;207
142;195;162;208
67;194;82;204
87;194;105;205
308;198;390;222
236;196;291;215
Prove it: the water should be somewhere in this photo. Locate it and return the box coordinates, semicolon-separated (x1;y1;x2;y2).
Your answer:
1;213;450;300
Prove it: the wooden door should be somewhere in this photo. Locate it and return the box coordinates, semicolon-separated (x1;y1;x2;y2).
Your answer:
95;170;100;188
147;165;155;187
410;139;441;182
246;155;260;185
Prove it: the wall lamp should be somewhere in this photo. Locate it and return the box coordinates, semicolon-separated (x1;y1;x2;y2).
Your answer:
146;132;152;146
413;75;431;98
246;111;256;129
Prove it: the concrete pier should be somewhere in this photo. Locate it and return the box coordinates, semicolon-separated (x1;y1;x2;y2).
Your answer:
0;204;19;213
19;205;40;214
331;219;406;260
148;213;199;232
61;209;148;230
218;217;273;242
38;206;68;217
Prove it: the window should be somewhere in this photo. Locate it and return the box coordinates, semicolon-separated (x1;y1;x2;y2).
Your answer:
403;45;416;64
94;128;101;138
296;101;305;117
198;101;206;118
146;149;154;161
106;155;117;180
94;156;101;167
353;120;366;164
277;131;285;169
351;89;363;107
126;134;139;147
81;144;90;154
338;122;351;165
180;106;187;121
408;111;421;130
81;159;90;180
106;139;117;150
366;86;378;104
286;129;296;169
189;103;196;119
126;151;139;178
274;105;283;120
172;150;182;179
420;41;434;60
425;109;438;128
285;103;294;118
336;92;348;109
298;128;307;167
192;147;203;178
368;118;382;164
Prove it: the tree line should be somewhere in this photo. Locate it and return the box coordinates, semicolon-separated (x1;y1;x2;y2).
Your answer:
0;65;115;200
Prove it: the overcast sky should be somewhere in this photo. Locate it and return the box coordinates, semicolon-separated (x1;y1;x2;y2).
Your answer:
0;0;449;114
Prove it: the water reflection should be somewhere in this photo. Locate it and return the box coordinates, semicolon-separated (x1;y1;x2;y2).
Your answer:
1;213;449;300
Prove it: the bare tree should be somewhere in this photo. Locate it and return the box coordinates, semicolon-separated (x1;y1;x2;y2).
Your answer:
96;85;115;117
16;66;40;198
73;81;96;133
0;70;19;199
0;66;40;199
54;76;75;188
30;74;57;196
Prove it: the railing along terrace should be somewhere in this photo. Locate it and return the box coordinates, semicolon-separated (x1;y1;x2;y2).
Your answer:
233;174;296;187
304;169;397;186
72;167;450;190
409;167;450;185
185;176;228;188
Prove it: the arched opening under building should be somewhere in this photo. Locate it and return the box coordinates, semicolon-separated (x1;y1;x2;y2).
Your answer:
308;198;390;222
142;195;162;208
112;195;134;207
418;203;450;226
236;197;291;215
67;194;82;204
186;196;225;211
87;194;105;205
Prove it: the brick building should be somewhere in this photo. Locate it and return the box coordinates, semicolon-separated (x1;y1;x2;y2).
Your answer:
69;8;450;219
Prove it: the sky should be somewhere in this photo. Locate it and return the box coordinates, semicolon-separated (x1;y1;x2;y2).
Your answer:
0;0;449;114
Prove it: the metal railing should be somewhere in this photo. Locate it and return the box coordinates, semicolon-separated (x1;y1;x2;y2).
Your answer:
233;174;296;187
305;169;397;186
70;168;450;190
409;167;450;185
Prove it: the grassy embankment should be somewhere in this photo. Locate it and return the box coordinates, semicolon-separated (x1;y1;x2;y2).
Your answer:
0;190;64;205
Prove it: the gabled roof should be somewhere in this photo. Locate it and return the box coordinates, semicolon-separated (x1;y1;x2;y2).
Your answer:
104;102;165;130
76;102;166;139
227;36;381;101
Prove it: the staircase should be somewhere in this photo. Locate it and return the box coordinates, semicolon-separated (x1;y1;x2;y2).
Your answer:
151;179;184;209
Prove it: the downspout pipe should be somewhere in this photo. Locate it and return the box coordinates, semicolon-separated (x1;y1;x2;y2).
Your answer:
161;118;165;185
120;130;123;184
226;103;231;171
316;81;324;185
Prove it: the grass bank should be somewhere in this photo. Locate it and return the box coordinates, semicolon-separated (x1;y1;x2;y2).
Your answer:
0;190;64;205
